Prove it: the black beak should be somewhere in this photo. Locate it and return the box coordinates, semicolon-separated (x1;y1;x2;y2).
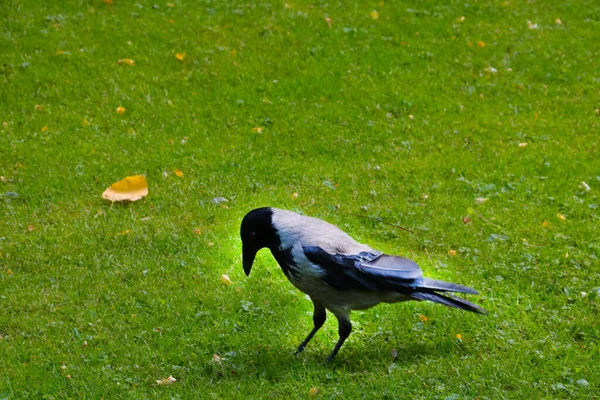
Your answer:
243;243;257;276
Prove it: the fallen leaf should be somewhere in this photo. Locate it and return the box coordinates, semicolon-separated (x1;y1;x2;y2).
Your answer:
448;249;457;257
542;221;551;228
370;10;379;20
117;59;135;66
475;197;489;204
418;314;429;322
483;66;498;73
174;169;184;178
194;228;201;235
309;387;319;397
291;192;299;199
175;53;186;61
27;225;35;231
102;0;113;4
6;269;13;275
102;175;148;202
324;17;332;27
116;106;126;114
580;181;591;192
462;217;471;224
518;142;528;148
284;2;292;8
457;16;465;23
83;118;90;126
527;20;538;30
455;333;463;340
41;126;48;132
555;18;562;25
208;242;214;247
221;274;233;286
212;354;224;364
121;229;130;235
251;127;263;133
156;376;176;385
477;41;486;48
83;341;88;347
35;104;44;110
557;213;566;221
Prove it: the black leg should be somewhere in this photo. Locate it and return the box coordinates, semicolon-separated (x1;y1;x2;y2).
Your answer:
325;316;352;364
295;301;327;354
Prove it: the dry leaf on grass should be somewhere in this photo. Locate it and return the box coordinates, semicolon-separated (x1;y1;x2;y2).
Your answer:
156;376;176;385
117;59;135;66
175;53;186;61
116;106;126;114
221;274;233;286
102;175;148;202
175;169;184;178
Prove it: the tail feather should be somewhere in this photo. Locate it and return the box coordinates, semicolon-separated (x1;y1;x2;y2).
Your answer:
410;291;487;314
421;278;479;295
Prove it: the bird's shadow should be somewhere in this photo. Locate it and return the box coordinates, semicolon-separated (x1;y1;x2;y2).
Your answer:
229;336;455;377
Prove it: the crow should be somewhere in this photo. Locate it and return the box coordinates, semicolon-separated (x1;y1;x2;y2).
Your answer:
240;207;486;363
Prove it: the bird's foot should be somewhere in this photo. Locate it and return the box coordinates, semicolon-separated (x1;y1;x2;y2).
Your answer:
294;345;306;355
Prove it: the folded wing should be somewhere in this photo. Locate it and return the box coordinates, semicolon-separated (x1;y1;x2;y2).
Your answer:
303;246;486;314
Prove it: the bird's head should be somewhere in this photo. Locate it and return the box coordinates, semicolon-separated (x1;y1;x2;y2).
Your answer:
240;207;277;276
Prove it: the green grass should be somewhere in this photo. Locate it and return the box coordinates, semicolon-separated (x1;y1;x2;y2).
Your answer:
1;0;600;398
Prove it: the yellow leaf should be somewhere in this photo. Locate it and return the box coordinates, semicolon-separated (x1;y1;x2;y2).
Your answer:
41;125;48;132
35;104;44;110
116;106;126;114
455;333;462;340
324;17;332;27
6;269;13;275
518;142;528;148
542;221;551;228
102;175;148;202
555;18;562;25
83;118;90;126
477;41;486;48
175;169;184;178
175;53;186;61
121;229;130;235
370;10;379;20
448;249;457;257
117;59;135;66
291;192;299;199
457;16;465;23
418;314;429;322
194;228;201;235
221;274;233;286
557;213;566;221
309;387;319;397
251;127;263;133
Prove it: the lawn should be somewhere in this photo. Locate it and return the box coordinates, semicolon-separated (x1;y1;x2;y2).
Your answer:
1;0;599;398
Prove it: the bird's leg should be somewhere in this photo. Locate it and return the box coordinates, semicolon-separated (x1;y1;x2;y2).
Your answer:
325;315;352;363
295;300;326;355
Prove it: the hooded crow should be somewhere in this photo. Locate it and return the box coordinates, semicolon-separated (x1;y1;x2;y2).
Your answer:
240;207;486;363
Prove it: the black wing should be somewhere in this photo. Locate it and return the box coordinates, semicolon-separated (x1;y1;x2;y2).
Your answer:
303;246;424;292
